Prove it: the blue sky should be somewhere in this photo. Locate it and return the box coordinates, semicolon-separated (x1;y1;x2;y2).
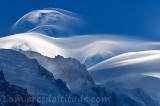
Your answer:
1;0;160;40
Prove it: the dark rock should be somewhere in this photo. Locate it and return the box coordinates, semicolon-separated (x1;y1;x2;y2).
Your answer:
0;70;39;106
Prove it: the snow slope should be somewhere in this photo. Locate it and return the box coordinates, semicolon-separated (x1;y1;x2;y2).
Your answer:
0;32;160;68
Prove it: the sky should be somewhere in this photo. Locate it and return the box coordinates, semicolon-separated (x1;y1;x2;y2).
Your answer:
1;0;160;40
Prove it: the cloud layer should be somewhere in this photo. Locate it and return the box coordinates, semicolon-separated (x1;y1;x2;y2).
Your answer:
11;8;85;37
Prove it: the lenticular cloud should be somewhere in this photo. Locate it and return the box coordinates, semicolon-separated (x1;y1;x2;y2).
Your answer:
11;8;85;37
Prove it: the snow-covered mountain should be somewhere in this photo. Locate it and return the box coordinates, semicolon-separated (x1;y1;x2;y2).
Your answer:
0;6;159;106
23;51;94;93
0;49;153;106
0;49;87;106
21;50;158;106
89;50;160;103
21;50;111;106
0;32;160;68
82;50;114;68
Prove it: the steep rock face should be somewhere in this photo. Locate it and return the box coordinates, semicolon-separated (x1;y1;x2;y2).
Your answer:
22;50;157;106
21;51;111;106
0;49;156;106
0;71;39;106
0;49;85;106
21;51;94;94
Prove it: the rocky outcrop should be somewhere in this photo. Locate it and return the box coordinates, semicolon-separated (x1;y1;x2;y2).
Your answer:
0;70;39;106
